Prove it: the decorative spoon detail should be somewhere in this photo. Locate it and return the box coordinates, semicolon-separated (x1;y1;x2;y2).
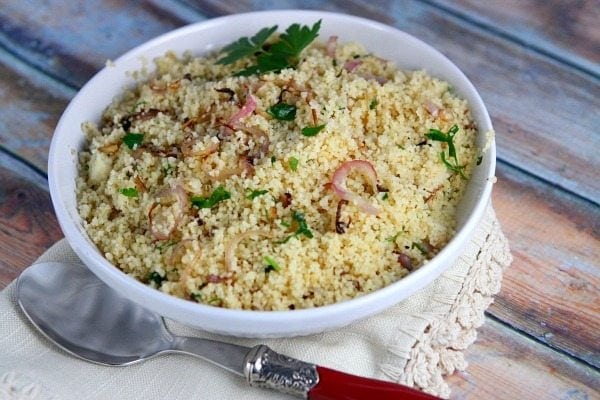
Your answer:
17;262;440;399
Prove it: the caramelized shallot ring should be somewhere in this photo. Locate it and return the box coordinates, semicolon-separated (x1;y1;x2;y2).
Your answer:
228;92;257;126
331;160;380;215
148;183;189;240
326;35;338;58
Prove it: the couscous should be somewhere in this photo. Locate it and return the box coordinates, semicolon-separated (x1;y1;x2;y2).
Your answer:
77;22;478;310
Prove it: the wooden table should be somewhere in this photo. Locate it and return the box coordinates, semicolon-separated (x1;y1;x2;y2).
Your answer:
1;1;598;398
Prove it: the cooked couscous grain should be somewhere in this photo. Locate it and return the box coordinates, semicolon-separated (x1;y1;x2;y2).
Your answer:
77;27;478;310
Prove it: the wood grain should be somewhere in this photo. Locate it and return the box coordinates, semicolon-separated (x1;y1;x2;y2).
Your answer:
0;49;73;172
430;0;600;76
491;163;600;367
0;153;62;288
448;319;600;399
0;2;598;398
0;0;193;88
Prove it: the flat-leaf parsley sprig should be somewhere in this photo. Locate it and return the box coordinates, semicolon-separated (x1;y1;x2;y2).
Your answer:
425;124;467;179
217;21;322;76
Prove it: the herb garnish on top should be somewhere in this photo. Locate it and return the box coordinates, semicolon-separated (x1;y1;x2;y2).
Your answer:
217;21;322;76
191;186;231;209
425;124;467;179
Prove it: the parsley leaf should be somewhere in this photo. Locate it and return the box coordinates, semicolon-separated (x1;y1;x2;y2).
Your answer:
191;186;231;208
279;211;313;243
246;189;269;200
224;21;321;76
268;103;297;121
301;124;326;137
289;157;299;171
216;25;278;65
122;133;144;149
118;187;138;198
441;152;467;179
263;256;281;273
425;124;466;179
148;271;165;286
369;98;378;110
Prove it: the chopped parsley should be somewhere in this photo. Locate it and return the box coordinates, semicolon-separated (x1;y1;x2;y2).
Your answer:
289;157;299;171
118;187;138;198
382;192;389;200
162;163;173;176
263;256;281;273
301;124;326;137
425;124;466;179
268;103;297;121
369;98;378;110
207;295;222;305
191;186;231;209
122;133;144;149
412;242;431;256
191;292;203;302
476;155;483;166
279;211;313;243
386;233;401;243
271;155;277;164
148;271;165;286
216;25;277;65
246;188;269;200
218;21;321;76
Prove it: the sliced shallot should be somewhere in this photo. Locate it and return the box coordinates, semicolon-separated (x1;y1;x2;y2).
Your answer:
228;92;257;126
148;183;189;240
224;230;271;271
326;35;338;58
331;160;380;215
424;100;440;117
343;59;362;73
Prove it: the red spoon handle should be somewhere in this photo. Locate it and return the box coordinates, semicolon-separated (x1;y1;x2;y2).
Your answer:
308;366;441;400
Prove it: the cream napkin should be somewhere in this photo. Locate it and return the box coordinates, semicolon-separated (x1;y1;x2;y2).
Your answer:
0;206;511;400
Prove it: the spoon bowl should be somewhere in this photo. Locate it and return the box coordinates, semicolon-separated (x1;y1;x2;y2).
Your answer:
16;261;248;373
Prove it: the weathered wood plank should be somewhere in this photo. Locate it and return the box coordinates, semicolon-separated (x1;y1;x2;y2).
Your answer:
0;0;197;88
178;0;600;203
490;162;600;367
0;49;73;172
448;319;600;400
0;0;598;372
429;0;600;77
0;151;62;288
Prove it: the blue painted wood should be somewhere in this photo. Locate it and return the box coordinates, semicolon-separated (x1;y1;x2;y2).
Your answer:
0;48;73;172
426;0;600;78
0;1;598;397
0;0;202;88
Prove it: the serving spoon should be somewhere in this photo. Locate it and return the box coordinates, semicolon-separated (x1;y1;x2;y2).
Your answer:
17;261;440;399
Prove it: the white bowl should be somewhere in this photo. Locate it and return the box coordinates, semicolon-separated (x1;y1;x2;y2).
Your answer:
48;10;495;338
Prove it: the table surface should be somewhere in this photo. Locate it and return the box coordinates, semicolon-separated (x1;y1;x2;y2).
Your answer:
0;1;598;398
